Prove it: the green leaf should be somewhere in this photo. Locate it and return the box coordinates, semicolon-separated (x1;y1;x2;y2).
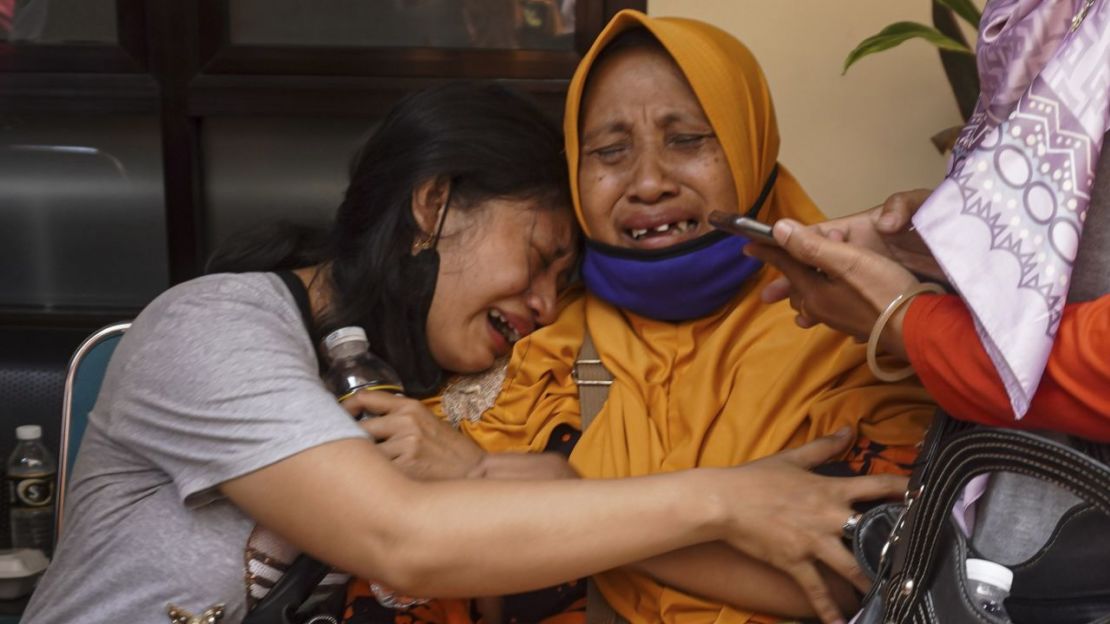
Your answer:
843;21;974;74
934;0;982;27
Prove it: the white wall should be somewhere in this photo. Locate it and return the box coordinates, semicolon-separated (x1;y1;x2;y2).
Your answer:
648;0;980;216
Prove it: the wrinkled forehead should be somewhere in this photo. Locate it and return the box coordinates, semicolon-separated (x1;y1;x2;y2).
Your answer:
577;42;706;137
577;22;732;136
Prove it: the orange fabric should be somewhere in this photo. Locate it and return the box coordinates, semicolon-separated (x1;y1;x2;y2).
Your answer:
904;294;1110;440
343;581;471;624
462;10;934;623
343;580;585;624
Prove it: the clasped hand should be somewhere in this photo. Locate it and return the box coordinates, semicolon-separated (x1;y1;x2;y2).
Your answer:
340;391;485;480
340;391;578;481
719;429;908;624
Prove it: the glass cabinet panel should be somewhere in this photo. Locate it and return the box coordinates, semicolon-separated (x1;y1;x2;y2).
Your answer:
1;0;117;44
203;116;376;253
229;0;576;51
0;114;167;310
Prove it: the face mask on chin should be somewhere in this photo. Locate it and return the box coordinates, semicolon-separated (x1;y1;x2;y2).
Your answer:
581;231;763;321
394;246;444;397
390;193;454;397
580;166;778;322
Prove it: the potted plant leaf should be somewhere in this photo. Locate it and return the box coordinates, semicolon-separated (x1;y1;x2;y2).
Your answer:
844;0;982;152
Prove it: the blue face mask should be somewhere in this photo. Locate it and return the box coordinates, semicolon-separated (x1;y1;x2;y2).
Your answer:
581;232;762;321
580;167;777;322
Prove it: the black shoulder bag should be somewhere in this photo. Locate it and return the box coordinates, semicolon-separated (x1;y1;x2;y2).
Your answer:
852;414;1110;624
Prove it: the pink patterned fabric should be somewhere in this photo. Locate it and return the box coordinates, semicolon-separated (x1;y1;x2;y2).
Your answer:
914;0;1110;417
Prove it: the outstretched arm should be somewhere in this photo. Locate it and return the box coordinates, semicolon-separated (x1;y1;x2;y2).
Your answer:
223;397;903;624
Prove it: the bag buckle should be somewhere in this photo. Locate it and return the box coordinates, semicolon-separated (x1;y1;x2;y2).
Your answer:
573;358;613;387
878;484;924;573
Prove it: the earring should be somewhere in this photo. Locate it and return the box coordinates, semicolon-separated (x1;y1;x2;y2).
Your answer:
412;235;434;254
412;202;449;254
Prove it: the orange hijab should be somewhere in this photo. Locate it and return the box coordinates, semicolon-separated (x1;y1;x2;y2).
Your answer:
463;10;933;623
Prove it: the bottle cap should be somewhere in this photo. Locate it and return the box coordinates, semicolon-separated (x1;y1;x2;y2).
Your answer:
15;426;41;441
966;558;1013;591
322;327;368;352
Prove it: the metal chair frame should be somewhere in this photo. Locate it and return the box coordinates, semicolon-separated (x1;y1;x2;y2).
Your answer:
56;321;130;541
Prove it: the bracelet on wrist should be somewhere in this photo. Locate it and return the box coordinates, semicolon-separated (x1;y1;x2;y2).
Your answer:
866;282;946;382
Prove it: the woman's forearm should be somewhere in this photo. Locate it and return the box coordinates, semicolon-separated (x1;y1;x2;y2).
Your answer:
224;431;891;624
633;542;858;618
392;470;725;596
903;294;1110;439
224;438;727;597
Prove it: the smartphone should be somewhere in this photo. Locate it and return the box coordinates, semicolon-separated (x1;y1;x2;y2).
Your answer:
708;211;777;245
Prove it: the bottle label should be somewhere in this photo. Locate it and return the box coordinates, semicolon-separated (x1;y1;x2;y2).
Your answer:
8;477;54;508
335;383;404;403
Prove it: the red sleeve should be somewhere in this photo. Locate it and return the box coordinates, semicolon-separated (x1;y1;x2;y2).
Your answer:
903;294;1110;441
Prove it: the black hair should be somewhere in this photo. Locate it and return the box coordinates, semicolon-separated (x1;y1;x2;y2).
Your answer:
206;82;571;395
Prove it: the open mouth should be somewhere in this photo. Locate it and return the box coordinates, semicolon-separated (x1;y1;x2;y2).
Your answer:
626;219;699;242
488;309;522;345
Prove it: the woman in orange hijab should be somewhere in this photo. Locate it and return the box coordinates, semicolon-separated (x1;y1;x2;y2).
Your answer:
458;10;935;624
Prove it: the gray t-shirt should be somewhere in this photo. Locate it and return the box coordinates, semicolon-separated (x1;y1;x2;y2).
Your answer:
24;273;367;623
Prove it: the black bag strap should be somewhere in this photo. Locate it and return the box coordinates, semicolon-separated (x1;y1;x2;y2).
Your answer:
244;272;336;624
883;426;1110;623
275;270;316;340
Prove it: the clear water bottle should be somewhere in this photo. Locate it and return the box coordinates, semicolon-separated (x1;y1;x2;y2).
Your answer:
321;327;404;416
319;328;424;608
966;558;1013;620
7;425;56;554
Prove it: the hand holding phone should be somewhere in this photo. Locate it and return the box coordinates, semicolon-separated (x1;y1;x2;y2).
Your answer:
708;211;777;245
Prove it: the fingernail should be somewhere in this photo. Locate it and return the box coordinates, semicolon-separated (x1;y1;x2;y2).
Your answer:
879;214;898;229
834;426;851;438
773;219;796;242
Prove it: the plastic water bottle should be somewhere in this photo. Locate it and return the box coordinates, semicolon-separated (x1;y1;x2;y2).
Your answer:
319;328;424;608
7;425;56;554
321;327;405;416
966;558;1013;620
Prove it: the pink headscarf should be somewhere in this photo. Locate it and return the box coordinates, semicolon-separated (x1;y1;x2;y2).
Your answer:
914;0;1110;416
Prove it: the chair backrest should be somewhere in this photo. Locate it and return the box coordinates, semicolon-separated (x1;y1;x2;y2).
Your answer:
56;322;129;543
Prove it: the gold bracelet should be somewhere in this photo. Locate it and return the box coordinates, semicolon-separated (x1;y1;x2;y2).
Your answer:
866;282;946;382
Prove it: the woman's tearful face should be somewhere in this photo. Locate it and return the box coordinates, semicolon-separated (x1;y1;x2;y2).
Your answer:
577;45;738;250
424;198;577;374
